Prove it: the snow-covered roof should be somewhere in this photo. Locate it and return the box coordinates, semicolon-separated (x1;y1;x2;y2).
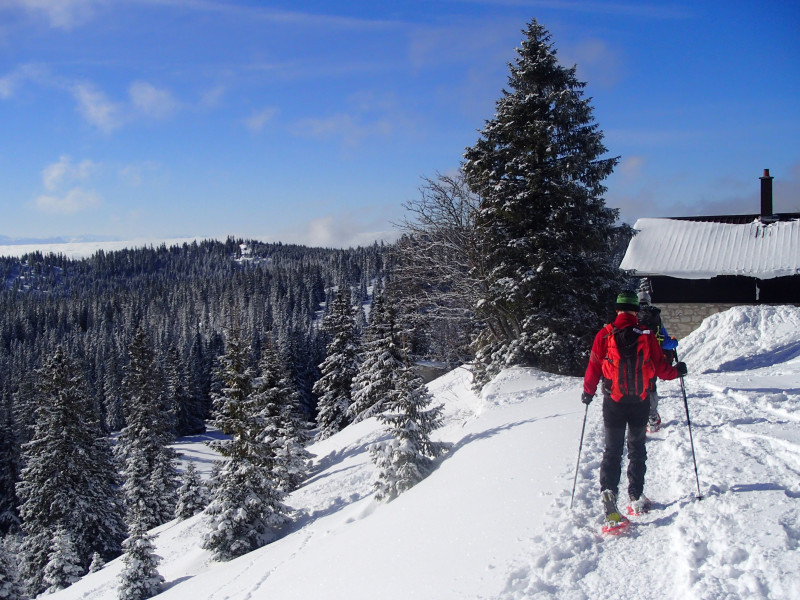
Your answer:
620;217;800;280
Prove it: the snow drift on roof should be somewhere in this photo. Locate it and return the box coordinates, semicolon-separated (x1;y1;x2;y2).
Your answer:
619;217;800;280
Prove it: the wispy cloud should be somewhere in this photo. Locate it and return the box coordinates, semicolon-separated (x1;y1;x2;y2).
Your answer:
0;63;48;99
605;127;704;147
291;91;416;148
34;155;102;215
118;161;161;187
199;84;226;109
67;79;182;132
442;0;693;20
243;107;278;133
2;0;404;32
129;80;180;119
408;19;513;71
0;72;19;99
70;82;123;133
2;0;103;30
281;211;397;248
34;187;101;214
136;0;403;31
42;155;98;191
3;68;183;132
292;113;394;147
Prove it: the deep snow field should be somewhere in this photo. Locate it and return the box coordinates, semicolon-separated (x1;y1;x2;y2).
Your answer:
49;305;800;600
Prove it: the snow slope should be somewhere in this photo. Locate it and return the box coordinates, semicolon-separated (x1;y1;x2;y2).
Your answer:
49;306;800;600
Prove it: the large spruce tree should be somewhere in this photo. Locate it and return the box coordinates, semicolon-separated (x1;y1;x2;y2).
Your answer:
16;347;126;597
463;19;624;381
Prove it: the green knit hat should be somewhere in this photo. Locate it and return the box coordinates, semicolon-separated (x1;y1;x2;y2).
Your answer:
615;290;639;312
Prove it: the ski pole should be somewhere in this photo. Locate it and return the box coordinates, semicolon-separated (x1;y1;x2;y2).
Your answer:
676;354;702;500
570;403;590;510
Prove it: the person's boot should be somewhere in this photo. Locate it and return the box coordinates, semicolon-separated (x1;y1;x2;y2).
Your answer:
601;489;629;533
627;495;651;516
647;412;661;433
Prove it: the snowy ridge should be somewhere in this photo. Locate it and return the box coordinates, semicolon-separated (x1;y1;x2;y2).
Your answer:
50;306;800;599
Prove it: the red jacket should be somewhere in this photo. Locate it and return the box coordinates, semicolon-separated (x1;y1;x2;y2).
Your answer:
583;312;679;398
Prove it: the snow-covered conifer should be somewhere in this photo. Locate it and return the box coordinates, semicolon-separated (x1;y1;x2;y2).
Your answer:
370;361;449;501
463;19;624;381
117;523;164;600
42;526;84;594
313;288;360;439
203;326;289;561
0;538;22;600
166;345;206;436
349;292;403;423
254;345;312;493
89;552;106;573
116;327;179;530
175;461;207;520
0;406;20;535
16;347;125;597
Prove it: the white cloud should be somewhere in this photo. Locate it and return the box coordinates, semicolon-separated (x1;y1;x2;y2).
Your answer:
4;0;100;30
0;73;16;99
0;63;48;99
280;211;397;248
129;81;179;119
71;82;123;133
34;155;102;215
292;113;394;147
34;187;101;214
42;155;98;191
244;107;278;132
118;161;161;187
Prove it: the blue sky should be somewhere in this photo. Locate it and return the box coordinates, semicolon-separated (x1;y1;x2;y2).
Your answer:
1;0;798;248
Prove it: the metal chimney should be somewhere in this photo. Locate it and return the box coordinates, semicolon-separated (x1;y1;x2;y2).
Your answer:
760;168;774;217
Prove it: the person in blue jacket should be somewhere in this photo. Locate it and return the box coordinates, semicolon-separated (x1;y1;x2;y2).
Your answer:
637;291;678;432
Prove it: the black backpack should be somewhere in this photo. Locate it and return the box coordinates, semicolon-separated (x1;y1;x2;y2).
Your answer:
637;305;661;330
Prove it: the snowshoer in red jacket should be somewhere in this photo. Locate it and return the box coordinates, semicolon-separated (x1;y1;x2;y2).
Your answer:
582;290;687;532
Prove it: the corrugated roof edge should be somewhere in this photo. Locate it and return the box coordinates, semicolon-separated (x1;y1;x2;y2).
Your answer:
669;213;800;224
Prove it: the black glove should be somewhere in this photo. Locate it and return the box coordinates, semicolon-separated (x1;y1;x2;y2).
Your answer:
676;362;688;377
581;392;594;405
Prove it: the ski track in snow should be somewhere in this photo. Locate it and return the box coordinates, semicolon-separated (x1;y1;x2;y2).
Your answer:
497;372;800;600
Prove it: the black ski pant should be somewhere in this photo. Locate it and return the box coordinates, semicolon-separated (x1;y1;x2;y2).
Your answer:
599;394;650;501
